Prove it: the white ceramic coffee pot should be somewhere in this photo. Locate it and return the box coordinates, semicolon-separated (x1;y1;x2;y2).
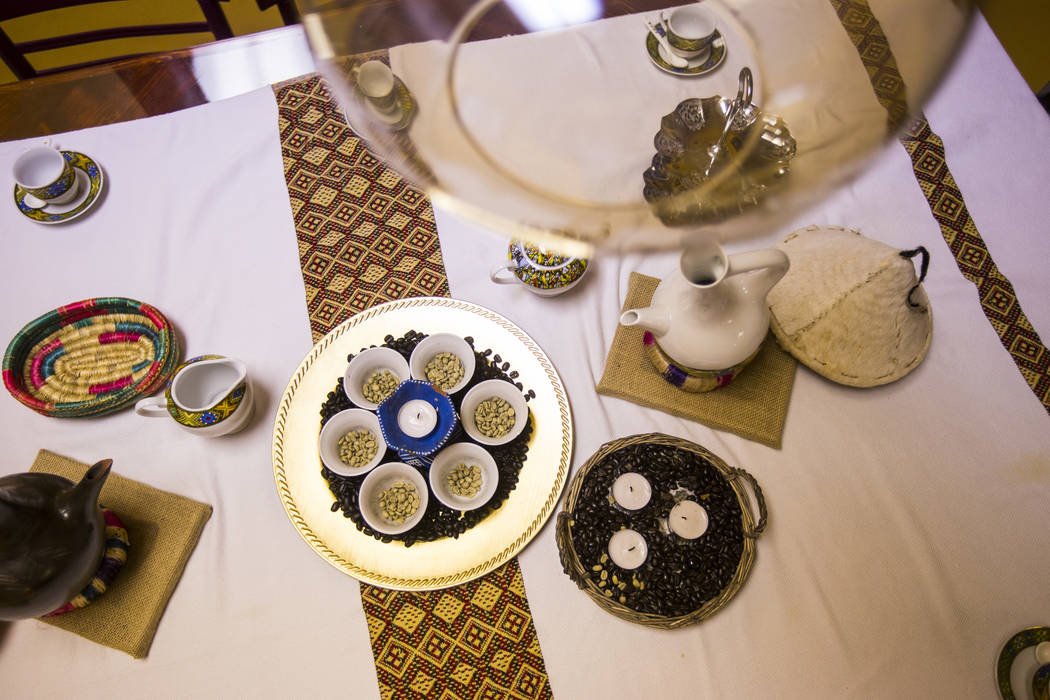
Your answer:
620;238;788;377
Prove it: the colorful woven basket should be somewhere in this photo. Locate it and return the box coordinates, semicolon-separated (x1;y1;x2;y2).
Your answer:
3;297;181;418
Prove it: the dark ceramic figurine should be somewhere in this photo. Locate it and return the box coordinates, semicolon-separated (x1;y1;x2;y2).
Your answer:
0;459;111;620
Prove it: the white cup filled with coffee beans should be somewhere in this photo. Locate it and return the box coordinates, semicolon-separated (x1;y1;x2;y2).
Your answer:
409;333;475;394
460;379;528;446
344;347;411;410
318;408;387;477
359;462;429;535
429;442;499;511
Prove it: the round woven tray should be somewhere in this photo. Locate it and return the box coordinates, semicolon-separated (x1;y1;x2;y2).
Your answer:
556;433;766;629
2;297;181;418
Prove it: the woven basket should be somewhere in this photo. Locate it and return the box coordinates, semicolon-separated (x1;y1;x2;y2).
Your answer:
2;297;181;418
556;433;766;629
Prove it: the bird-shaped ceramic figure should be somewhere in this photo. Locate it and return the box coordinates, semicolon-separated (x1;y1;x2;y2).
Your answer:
0;459;111;620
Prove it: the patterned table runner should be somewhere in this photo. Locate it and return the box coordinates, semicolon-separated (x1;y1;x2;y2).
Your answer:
273;75;553;700
829;0;1050;416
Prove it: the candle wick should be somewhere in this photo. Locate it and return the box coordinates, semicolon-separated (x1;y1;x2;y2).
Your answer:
627;546;636;552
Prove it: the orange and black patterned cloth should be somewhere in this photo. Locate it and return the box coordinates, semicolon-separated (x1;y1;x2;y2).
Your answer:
273;74;553;700
829;0;1050;416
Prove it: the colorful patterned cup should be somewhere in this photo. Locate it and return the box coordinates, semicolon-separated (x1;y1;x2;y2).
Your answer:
665;6;717;59
490;239;589;297
356;60;398;113
13;143;79;205
134;355;253;437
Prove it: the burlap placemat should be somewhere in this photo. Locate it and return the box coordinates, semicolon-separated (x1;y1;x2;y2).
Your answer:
598;273;796;448
30;449;211;658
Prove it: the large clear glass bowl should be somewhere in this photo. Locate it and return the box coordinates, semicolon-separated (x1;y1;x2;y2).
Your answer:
298;0;972;254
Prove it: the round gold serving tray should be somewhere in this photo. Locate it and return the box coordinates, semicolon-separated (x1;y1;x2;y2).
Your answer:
273;297;573;590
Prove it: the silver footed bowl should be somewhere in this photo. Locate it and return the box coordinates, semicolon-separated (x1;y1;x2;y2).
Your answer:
643;96;796;227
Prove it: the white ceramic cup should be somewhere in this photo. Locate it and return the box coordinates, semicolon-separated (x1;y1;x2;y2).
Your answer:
359;462;429;535
357;60;398;113
489;264;588;296
665;6;717;59
344;347;411;410
135;355;254;437
318;408;387;476
460;379;528;446
13;142;80;206
428;442;498;511
408;333;476;394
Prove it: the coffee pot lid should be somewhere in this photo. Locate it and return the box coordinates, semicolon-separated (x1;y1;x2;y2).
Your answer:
767;225;932;387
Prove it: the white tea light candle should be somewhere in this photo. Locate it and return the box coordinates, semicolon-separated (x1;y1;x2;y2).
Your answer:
611;472;651;510
397;399;438;438
608;529;647;569
669;500;709;539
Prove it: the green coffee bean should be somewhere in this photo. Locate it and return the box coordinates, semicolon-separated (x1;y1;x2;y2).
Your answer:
447;463;482;498
474;397;515;438
424;352;464;390
362;369;399;404
337;429;378;467
377;480;420;524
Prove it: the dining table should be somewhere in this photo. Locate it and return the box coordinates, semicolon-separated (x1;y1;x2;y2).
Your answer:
1;3;1049;698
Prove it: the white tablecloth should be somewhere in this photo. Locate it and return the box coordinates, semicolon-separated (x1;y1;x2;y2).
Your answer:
1;12;1048;699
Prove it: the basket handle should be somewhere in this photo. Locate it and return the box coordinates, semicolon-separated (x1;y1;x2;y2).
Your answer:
727;467;767;538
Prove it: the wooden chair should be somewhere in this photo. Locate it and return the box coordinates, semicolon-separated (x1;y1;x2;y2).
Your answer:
255;0;299;27
0;0;234;80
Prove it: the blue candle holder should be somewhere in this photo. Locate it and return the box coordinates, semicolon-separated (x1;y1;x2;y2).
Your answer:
376;379;459;468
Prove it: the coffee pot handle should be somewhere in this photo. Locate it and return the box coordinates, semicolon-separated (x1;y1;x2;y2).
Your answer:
134;395;169;418
726;248;789;296
489;265;519;285
726;248;788;276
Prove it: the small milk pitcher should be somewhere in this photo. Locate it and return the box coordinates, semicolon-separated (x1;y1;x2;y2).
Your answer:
135;355;253;437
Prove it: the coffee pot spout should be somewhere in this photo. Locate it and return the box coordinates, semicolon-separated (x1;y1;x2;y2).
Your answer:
59;458;111;520
619;306;671;337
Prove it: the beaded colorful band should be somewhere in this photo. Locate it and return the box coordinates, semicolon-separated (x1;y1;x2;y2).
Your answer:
643;331;757;392
274;74;553;700
827;0;1050;416
43;509;129;618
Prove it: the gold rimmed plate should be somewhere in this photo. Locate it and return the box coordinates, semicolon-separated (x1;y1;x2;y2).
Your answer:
272;298;574;590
